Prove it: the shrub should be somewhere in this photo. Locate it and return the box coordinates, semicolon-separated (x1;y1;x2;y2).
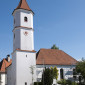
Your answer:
57;79;79;85
72;82;79;85
34;82;42;85
57;79;67;85
57;80;62;84
66;80;72;85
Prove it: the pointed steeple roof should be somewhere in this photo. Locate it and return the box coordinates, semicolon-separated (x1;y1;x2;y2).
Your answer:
16;0;32;11
13;0;33;14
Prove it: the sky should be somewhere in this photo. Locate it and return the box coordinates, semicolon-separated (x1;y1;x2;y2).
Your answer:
0;0;85;60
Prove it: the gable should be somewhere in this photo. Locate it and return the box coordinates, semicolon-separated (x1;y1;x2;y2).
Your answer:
0;59;12;72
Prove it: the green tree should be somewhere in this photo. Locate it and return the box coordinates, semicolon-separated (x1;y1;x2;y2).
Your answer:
51;44;59;49
42;67;58;85
76;58;85;84
42;67;53;85
53;67;58;80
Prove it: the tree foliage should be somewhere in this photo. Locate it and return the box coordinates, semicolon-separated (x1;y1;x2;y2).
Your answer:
51;66;58;80
42;67;58;85
30;65;35;85
57;79;78;85
76;58;85;83
51;44;59;49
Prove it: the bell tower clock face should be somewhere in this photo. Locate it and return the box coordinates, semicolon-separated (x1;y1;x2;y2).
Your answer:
24;31;28;36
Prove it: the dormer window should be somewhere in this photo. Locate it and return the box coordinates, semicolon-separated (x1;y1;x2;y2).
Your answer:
24;17;28;22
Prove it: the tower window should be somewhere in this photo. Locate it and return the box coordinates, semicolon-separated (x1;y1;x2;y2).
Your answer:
14;19;15;24
14;34;15;39
25;82;27;85
24;17;28;22
26;55;27;57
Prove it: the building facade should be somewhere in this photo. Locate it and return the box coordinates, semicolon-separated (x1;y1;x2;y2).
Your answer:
7;0;36;85
36;49;77;84
0;56;12;85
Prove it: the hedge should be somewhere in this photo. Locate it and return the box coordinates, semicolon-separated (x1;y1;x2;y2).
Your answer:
34;82;42;85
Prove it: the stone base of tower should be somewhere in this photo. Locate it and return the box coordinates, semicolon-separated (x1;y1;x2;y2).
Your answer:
7;50;36;85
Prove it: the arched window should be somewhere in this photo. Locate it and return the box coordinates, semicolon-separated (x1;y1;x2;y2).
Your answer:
60;68;64;79
24;17;28;22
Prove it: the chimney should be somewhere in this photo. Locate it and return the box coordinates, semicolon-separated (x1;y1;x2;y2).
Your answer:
7;55;10;62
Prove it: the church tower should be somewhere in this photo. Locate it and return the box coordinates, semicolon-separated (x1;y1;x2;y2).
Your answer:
11;0;36;85
13;0;34;51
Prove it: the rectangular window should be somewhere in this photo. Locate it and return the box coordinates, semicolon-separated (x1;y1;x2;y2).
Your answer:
60;68;64;79
25;82;27;85
73;69;76;79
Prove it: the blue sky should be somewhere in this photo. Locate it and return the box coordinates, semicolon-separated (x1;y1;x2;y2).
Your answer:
0;0;85;60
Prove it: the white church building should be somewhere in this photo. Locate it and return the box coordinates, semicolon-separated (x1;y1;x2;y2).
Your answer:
0;0;78;85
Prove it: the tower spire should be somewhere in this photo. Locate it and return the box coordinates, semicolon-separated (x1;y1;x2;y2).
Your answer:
16;0;32;11
13;0;33;14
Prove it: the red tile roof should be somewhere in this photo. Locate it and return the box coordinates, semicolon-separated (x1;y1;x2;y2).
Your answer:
13;0;34;15
16;0;32;11
36;49;78;65
0;49;77;72
0;59;12;72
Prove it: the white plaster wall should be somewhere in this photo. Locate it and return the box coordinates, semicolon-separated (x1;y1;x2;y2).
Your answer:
16;51;36;85
13;10;20;27
36;65;76;82
0;73;6;85
7;52;16;85
20;28;34;50
13;29;20;51
13;28;34;51
13;9;33;28
21;11;33;28
7;66;12;85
